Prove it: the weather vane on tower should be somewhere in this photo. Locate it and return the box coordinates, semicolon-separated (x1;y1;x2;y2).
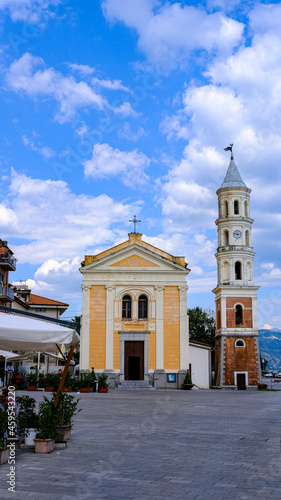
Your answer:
129;215;141;234
224;143;234;160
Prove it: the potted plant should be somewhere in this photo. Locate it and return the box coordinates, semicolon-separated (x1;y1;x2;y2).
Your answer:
181;369;194;390
50;392;81;442
62;370;73;392
26;369;39;391
77;372;92;393
44;372;58;392
34;398;61;454
0;410;9;465
15;395;39;445
98;374;110;393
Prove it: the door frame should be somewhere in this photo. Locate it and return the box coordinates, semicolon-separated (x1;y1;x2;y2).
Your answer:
234;371;248;389
119;330;150;381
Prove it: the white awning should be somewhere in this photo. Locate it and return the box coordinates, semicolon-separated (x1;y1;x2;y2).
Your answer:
0;349;19;359
0;313;80;352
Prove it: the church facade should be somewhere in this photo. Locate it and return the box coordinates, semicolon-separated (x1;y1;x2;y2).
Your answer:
213;151;261;389
79;231;212;389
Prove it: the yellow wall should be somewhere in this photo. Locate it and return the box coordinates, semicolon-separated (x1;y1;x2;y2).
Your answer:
89;285;106;369
163;286;180;369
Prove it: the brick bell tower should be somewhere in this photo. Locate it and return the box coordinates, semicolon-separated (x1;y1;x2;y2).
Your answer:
213;146;261;389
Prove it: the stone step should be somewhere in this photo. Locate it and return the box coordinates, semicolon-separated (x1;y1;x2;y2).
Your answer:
116;381;155;391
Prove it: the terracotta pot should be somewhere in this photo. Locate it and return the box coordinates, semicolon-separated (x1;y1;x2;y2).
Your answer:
79;388;90;393
45;387;54;392
27;387;37;391
0;447;9;465
34;438;55;454
98;388;108;393
62;388;72;392
56;426;72;442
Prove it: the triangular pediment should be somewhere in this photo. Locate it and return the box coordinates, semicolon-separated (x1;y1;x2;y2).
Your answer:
110;254;159;268
80;242;189;275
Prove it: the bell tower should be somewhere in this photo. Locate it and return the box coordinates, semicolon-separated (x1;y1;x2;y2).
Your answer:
213;147;261;389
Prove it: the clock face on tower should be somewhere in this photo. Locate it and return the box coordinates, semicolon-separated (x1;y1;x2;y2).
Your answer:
233;230;242;239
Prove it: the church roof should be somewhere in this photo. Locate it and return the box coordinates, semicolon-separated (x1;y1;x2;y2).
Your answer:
221;158;247;188
81;233;188;269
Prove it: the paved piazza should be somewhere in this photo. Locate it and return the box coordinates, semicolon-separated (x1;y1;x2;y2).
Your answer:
1;388;281;500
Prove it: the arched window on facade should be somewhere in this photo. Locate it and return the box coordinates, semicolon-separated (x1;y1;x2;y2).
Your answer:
235;339;245;347
235;304;243;325
122;295;132;319
235;261;242;280
222;230;229;246
138;295;148;319
234;200;239;215
225;200;229;216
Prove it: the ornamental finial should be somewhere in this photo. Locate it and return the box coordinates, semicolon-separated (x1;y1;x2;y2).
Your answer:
224;143;234;160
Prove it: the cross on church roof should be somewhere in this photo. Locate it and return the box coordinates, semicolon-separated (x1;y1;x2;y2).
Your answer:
129;215;141;233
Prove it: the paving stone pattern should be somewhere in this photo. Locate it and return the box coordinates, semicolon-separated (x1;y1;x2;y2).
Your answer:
1;389;281;500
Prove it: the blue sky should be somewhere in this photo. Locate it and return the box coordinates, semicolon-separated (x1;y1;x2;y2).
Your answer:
1;0;281;328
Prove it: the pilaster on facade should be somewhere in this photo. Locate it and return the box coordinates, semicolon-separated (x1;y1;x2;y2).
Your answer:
178;285;189;369
155;284;165;370
105;284;115;370
80;283;91;370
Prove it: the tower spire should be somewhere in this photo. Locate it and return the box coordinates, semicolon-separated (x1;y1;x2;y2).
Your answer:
221;144;247;188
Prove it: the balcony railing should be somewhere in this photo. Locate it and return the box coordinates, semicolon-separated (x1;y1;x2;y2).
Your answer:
0;284;14;301
0;254;16;271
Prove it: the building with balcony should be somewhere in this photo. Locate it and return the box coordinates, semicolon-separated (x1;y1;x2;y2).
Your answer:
0;239;16;306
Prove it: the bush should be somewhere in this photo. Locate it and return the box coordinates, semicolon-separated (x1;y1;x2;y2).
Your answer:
37;398;61;440
0;410;8;450
50;392;81;427
26;369;39;387
16;395;39;437
183;369;192;385
77;372;93;388
98;374;109;389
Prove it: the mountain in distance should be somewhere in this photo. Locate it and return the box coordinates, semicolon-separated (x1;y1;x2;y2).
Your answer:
258;329;281;370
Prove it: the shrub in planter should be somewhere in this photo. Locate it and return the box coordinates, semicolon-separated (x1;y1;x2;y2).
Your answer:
182;369;194;390
44;373;60;391
49;392;81;441
77;372;92;389
0;410;9;465
63;370;74;391
15;395;39;442
26;369;39;389
36;398;61;439
98;374;110;392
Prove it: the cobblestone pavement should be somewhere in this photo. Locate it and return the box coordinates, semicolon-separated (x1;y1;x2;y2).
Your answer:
1;388;281;500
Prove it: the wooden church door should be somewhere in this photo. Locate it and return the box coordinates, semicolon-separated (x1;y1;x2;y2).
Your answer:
125;341;144;380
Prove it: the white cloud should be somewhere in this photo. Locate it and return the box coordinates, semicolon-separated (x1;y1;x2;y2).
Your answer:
92;77;130;93
261;324;273;330
117;122;145;141
6;53;107;123
1;168;142;266
102;0;244;69
68;63;96;76
83;143;150;188
22;134;55;159
0;0;61;23
112;102;139;117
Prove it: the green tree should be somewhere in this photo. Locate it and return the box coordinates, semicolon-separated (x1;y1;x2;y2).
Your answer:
187;307;216;347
